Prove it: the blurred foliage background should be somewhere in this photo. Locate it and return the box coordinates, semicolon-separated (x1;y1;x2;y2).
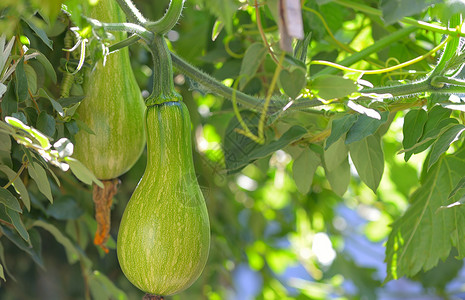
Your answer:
2;0;465;299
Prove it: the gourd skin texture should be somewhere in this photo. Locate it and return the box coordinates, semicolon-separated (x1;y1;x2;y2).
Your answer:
117;102;210;295
73;0;145;180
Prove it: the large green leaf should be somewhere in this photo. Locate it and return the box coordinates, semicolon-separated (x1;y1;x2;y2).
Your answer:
349;134;384;192
385;146;465;281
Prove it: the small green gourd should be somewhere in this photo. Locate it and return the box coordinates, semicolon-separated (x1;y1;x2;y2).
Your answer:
73;0;146;180
117;101;210;296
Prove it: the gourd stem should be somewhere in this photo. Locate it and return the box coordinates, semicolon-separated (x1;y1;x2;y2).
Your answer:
146;35;181;106
115;0;146;25
170;52;287;112
92;21;154;43
108;34;141;53
145;0;185;35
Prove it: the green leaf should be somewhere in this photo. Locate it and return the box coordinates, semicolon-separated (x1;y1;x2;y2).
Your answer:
416;249;463;290
65;157;103;188
34;52;57;84
401;119;458;155
28;161;53;202
293;32;312;64
225;125;308;174
0;130;11;152
324;136;349;172
0;262;5;281
0;165;30;211
449;176;465;199
0;83;6;98
5;207;29;242
36;111;56;138
0;187;21;212
239;43;267;89
14;57;28;102
207;0;239;34
46;196;84;220
345;111;389;144
39;88;63;116
292;148;321;194
23;64;37;94
325;114;358;150
0;242;14;281
385;146;465;281
325;154;350;197
22;17;53;49
89;271;128;300
1;82;18;118
278;67;307;99
5;116;51;149
428;124;465;169
1;227;44;268
32;220;82;264
312;75;357;100
349;135;384;192
402;109;427;161
380;0;440;25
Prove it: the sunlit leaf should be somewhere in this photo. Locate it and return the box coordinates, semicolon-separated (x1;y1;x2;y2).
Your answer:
0;165;30;211
386;146;465;281
349;134;384;192
65;157;103;188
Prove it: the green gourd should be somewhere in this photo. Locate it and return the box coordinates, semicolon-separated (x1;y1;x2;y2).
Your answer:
73;0;145;180
117;101;210;296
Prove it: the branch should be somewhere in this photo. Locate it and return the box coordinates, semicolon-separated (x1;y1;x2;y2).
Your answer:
145;0;185;35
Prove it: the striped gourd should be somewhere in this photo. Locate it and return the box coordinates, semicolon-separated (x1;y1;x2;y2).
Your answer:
73;0;145;180
117;101;210;295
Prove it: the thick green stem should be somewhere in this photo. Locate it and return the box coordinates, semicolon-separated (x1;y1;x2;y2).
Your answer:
146;35;181;106
115;0;146;24
145;0;185;35
360;79;431;97
170;52;286;112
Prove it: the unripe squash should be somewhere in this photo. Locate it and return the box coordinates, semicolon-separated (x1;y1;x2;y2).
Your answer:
73;0;145;180
117;101;210;295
